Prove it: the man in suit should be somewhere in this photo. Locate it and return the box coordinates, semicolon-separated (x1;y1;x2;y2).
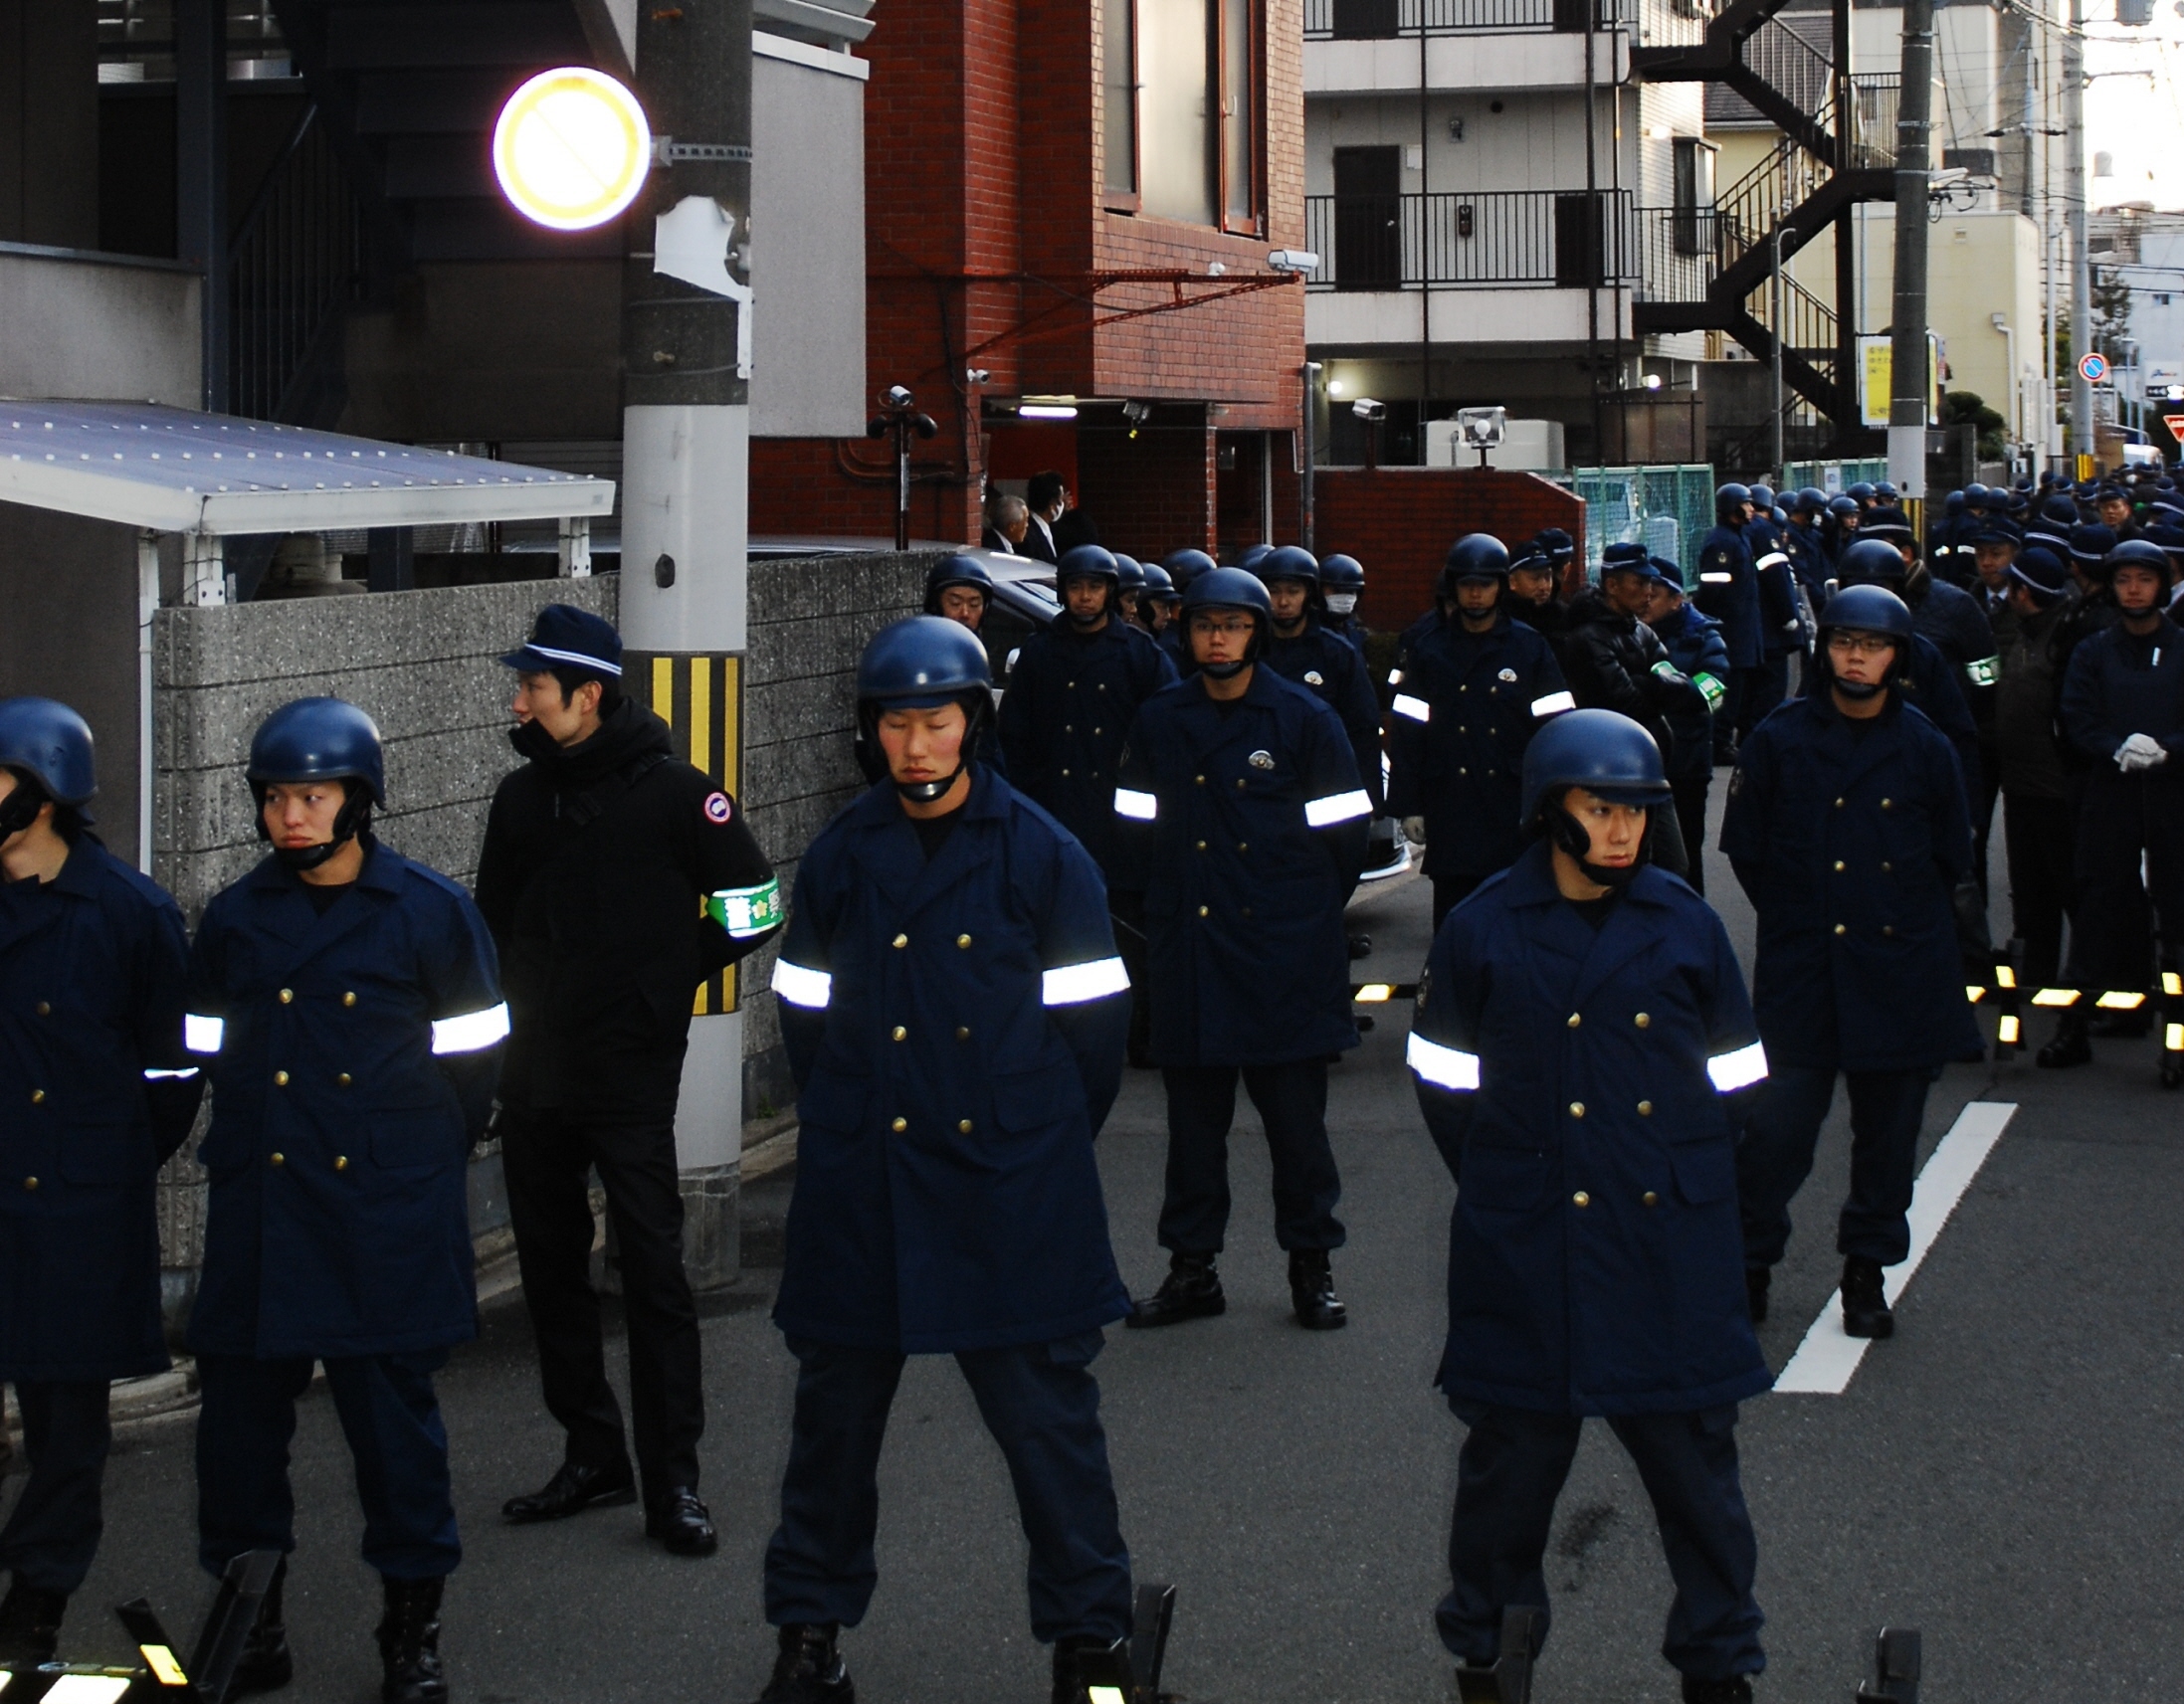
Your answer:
982;493;1029;556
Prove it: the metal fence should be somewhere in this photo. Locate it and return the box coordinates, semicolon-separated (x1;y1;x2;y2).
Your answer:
1783;458;1888;495
1564;465;1717;586
1303;0;1633;35
1302;190;1637;290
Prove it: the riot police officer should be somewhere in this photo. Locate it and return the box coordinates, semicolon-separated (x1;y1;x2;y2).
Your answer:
1562;544;1706;762
1694;485;1763;764
2044;539;2184;1077
1643;573;1731;895
1114;554;1148;625
186;698;507;1703
758;618;1137;1704
923;554;995;631
1113;569;1370;1331
1256;546;1385;819
1409;709;1769;1704
0;699;200;1664
1823;494;1862;568
1742;499;1804;738
1319;554;1370;654
1387;535;1573;928
1162;547;1216;594
1723;586;1980;1339
1136;562;1179;645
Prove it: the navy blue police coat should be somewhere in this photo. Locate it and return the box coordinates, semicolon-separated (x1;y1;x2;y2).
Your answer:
1264;618;1387;812
185;841;505;1359
1694;524;1764;669
1651;602;1731;784
996;614;1177;876
1385;612;1570;885
0;841;201;1382
1721;694;1980;1072
1408;844;1772;1416
1112;666;1370;1067
769;766;1131;1353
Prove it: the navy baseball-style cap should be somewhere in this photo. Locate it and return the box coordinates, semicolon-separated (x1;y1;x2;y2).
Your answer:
2008;546;2071;600
501;604;624;677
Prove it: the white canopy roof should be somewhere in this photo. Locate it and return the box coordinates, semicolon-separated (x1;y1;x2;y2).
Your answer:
0;401;616;536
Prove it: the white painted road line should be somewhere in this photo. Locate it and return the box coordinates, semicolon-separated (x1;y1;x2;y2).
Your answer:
1772;1100;2019;1396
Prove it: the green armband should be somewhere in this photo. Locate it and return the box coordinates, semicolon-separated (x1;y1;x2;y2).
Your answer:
1652;660;1678;680
1965;656;1998;688
1692;671;1726;711
708;877;783;939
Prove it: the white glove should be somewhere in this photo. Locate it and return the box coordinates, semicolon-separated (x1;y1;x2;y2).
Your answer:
2117;733;2170;773
1402;816;1428;848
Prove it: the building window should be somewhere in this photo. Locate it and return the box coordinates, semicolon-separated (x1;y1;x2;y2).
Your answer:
1115;0;1260;230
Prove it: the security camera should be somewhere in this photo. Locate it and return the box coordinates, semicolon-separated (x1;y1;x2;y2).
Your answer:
1268;250;1321;275
1121;400;1153;427
1351;397;1388;423
1928;167;1970;189
965;367;991;385
883;384;913;408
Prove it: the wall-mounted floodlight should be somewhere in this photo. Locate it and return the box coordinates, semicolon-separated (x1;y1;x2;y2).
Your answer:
494;67;652;231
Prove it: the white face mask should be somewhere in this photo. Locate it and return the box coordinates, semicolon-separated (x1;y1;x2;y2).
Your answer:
1324;593;1358;615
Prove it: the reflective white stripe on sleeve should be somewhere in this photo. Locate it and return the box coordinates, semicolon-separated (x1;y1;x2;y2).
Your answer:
1755;551;1790;571
1113;787;1158;822
770;960;834;1009
1698;571;1734;584
1304;789;1373;828
1407;1032;1481;1091
431;1003;511;1055
1392;692;1432;723
1387;667;1404;685
1042;957;1131;1005
1706;1040;1769;1092
143;1067;200;1080
1530;690;1576;717
184;1014;225;1054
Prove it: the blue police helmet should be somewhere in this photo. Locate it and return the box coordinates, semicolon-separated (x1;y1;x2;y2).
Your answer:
1236;543;1277;573
1518;708;1671;829
1320;553;1365;592
1715;482;1752;521
249;697;387;807
1258;545;1319;586
1836;537;1909;587
1816;583;1914;643
1847;481;1877;503
1795;487;1828;514
0;698;97;808
1058;545;1120;586
1441;533;1511;594
856;616;992;710
922;554;995;614
1180;565;1274;620
1163;548;1217;588
2108;537;2176;586
1140;562;1177;599
1828;494;1860;520
1944;489;1967;514
1749;483;1776;510
1875;480;1899;502
1113;554;1147;593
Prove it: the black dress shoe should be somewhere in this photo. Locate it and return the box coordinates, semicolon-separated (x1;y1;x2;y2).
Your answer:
228;1557;293;1695
502;1459;637;1524
1744;1265;1770;1325
375;1576;446;1704
2037;1014;2092;1068
647;1487;719;1556
0;1577;69;1665
1840;1255;1894;1340
1052;1634;1132;1704
1683;1676;1754;1704
1125;1253;1225;1328
1346;932;1373;961
756;1622;855;1704
1290;1249;1348;1330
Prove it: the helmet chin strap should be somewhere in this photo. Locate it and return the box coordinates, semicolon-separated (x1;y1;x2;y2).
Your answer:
1547;797;1648;889
0;774;48;847
262;792;372;870
1198;657;1250;679
1066;589;1111;628
1831;674;1886;700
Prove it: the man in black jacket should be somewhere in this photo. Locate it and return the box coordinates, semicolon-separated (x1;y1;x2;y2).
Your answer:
476;605;782;1557
1561;545;1707;764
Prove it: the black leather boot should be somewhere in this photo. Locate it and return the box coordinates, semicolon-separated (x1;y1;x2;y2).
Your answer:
1050;1634;1131;1704
228;1557;293;1695
1744;1266;1770;1325
1125;1253;1225;1328
1840;1255;1894;1340
1683;1676;1755;1703
0;1577;69;1665
375;1576;447;1704
756;1622;855;1704
1289;1249;1347;1330
2036;1011;2092;1068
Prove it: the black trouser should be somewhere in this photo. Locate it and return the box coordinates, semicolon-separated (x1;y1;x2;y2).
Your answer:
1971;740;2003;900
2003;791;2077;988
1738;656;1790;741
0;1382;110;1593
1671;774;1711;896
1157;1062;1344;1254
1438;1401;1762;1682
2069;772;2184;996
1714;669;1757;760
1736;1064;1930;1269
1112;906;1152;1062
500;1110;702;1504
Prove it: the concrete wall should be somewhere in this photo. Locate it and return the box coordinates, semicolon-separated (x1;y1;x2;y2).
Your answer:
0;248;201;406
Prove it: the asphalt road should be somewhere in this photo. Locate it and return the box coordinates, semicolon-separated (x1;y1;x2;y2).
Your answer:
49;796;2184;1704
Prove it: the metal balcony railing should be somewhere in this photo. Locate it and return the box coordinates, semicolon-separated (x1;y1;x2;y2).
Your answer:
1302;190;1637;289
1303;0;1634;38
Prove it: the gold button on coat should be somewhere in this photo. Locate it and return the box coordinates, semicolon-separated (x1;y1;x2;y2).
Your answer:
335;1156;349;1171
957;934;972;948
1881;798;1892;810
955;1026;970;1041
28;1090;43;1105
270;1153;285;1166
1642;1191;1659;1207
21;1178;35;1192
1197;905;1209;917
274;1070;290;1085
1834;923;1847;936
1834;797;1845;808
1833;860;1845;872
1637;1100;1653;1115
1568;1101;1585;1117
893;934;908;949
891;1116;907;1132
892;1027;906;1041
1634;1013;1650;1028
343;991;357;1007
1566;1013;1581;1028
279;988;294;1004
958;1119;973;1134
337;1073;352;1087
1572;1191;1590;1207
33;1002;47;1017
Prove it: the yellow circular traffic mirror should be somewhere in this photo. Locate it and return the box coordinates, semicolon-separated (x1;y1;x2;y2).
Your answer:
493;67;651;232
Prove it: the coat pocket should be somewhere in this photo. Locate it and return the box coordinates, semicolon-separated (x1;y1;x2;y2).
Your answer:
1670;1139;1736;1206
797;1069;868;1133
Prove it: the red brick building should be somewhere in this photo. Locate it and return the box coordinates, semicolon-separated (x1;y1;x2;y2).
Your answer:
746;0;1309;559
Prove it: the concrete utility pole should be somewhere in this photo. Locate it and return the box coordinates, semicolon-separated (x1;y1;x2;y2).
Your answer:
1886;0;1934;499
2065;0;2092;463
623;0;756;1287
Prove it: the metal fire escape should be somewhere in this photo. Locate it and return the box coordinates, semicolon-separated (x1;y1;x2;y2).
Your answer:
1632;0;1896;455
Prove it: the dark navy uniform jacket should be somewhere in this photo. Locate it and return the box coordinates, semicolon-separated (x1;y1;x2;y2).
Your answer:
0;841;200;1382
768;767;1130;1353
1386;612;1570;884
1722;694;1980;1071
1408;844;1771;1417
185;842;505;1359
1264;618;1386;812
2061;613;2184;762
1651;603;1731;783
1694;524;1763;668
1112;666;1369;1068
997;614;1177;876
1797;633;1981;807
1783;521;1830;599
